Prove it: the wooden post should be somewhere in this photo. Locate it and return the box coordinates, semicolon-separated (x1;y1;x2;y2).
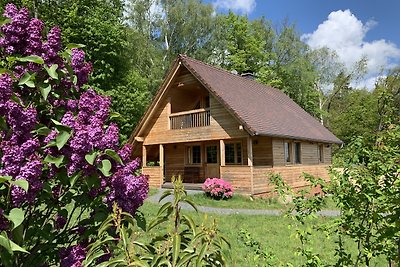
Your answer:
247;137;253;166
220;140;225;166
142;145;147;167
159;144;164;186
247;137;254;195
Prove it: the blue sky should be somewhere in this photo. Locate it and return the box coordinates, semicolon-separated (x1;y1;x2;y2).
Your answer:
206;0;400;88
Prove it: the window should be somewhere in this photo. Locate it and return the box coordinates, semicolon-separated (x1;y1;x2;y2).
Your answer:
225;142;242;164
206;145;218;163
187;145;201;164
294;142;301;164
284;142;291;163
318;144;324;163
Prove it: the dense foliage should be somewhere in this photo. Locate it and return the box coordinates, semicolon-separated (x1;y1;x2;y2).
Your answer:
0;4;148;266
269;122;400;266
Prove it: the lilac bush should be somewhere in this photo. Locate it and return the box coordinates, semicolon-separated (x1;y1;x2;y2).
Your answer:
0;4;148;266
202;178;234;200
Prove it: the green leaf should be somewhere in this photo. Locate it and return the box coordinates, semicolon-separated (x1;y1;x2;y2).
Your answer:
17;55;44;64
0;176;12;184
0;18;11;26
45;64;58;80
85;151;98;165
18;72;31;86
98;159;112;177
11;180;29;192
7;208;24;230
34;126;51;136
0;233;12;255
55;130;72;150
196;243;208;267
0;232;28;255
172;233;181;266
44;154;65;168
25;80;35;88
40;84;52;100
104;149;123;165
66;43;86;49
135;211;147;231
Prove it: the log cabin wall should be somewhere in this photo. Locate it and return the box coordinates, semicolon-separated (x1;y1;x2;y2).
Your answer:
272;138;333;166
220;166;252;194
252;136;273;166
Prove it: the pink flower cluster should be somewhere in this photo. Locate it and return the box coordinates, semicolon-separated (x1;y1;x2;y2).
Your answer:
202;178;234;200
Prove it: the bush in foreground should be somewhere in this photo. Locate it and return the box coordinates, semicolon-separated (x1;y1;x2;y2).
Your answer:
202;178;233;200
0;4;148;266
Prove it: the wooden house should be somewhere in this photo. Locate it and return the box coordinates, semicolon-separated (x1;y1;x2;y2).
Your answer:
128;55;342;195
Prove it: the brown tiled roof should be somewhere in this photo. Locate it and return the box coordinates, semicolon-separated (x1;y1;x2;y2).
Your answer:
179;55;342;144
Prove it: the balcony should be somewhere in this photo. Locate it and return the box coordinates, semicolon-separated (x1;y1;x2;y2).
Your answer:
169;108;210;129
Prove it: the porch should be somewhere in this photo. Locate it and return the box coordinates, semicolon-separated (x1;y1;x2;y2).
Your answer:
141;136;274;193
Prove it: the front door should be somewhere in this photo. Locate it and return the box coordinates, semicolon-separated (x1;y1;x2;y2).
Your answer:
205;145;220;178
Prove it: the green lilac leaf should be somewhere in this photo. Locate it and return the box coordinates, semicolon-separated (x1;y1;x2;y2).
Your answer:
55;130;72;150
66;43;86;49
44;154;65;168
7;208;24;230
25;80;35;88
104;149;123;165
0;176;12;183
85;151;97;165
98;159;112;177
17;55;44;64
40;84;52;100
18;72;31;86
11;179;29;192
45;64;58;79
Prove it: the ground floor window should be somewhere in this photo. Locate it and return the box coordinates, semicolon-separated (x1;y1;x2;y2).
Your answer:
225;142;242;164
284;142;291;163
318;144;324;163
294;142;301;164
186;145;201;164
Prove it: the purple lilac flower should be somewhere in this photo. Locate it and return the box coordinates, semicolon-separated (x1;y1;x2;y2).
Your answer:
59;244;86;267
1;4;30;55
71;49;92;87
118;144;133;163
55;214;67;229
0;209;9;231
42;26;62;65
105;158;148;215
102;123;119;150
0;73;13;103
11;159;43;207
25;18;44;55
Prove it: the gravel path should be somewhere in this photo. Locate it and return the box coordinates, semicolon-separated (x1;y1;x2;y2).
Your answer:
146;189;341;217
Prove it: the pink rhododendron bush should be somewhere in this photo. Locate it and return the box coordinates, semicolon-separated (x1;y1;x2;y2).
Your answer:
202;178;234;200
0;4;148;266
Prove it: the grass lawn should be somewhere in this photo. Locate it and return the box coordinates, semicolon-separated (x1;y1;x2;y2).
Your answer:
183;191;339;210
138;201;386;267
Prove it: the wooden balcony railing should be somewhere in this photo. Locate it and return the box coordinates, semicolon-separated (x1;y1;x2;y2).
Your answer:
169;108;210;129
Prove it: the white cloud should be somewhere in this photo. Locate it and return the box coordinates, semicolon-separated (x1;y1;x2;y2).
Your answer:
213;0;256;14
302;10;400;89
